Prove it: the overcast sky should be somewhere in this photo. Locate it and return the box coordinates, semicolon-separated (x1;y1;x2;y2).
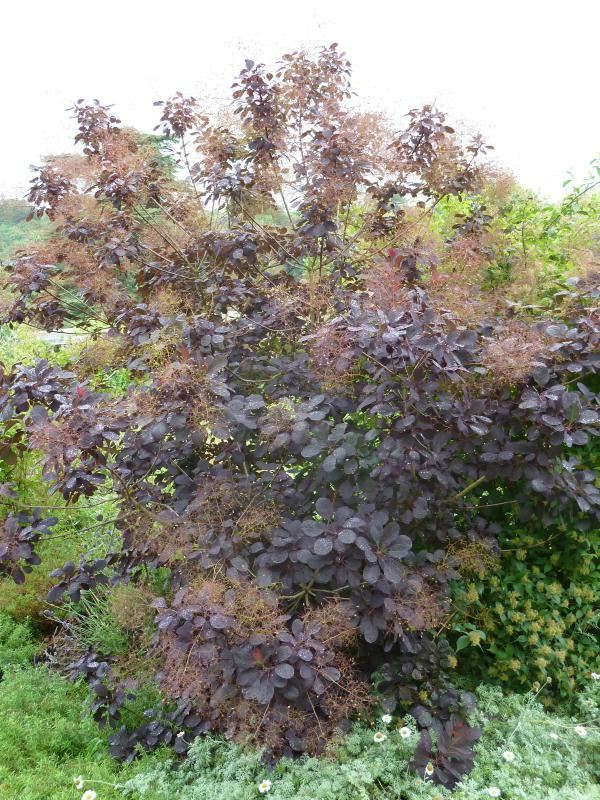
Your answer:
2;0;598;200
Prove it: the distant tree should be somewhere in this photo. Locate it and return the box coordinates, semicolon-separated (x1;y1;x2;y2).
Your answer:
0;198;50;259
0;198;31;225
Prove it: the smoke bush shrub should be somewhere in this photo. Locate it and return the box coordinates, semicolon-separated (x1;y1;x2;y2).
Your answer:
0;43;598;788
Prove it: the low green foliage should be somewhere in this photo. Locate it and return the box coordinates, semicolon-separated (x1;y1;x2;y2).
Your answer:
65;588;131;656
123;684;600;800
0;450;120;623
0;533;88;624
0;613;38;670
0;663;167;800
0;635;591;800
454;684;600;799
87;365;132;396
0;595;598;800
0;487;119;625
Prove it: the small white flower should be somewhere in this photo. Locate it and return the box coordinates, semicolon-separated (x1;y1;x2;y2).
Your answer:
575;725;587;737
381;713;392;724
488;788;501;798
549;732;559;740
373;731;386;743
82;792;97;800
502;750;515;762
424;762;434;777
73;776;84;790
591;672;600;681
399;726;412;739
176;731;185;738
258;779;272;794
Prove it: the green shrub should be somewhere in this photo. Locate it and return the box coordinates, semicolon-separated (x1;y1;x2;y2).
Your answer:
88;365;132;396
451;516;599;706
431;163;600;306
0;324;76;371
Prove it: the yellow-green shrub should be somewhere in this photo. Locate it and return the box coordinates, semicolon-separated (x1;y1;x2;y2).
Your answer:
451;523;599;706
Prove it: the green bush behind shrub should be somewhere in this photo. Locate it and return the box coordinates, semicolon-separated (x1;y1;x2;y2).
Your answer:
451;517;599;706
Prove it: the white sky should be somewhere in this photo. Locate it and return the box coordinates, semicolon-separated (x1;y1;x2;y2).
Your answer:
1;0;598;200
